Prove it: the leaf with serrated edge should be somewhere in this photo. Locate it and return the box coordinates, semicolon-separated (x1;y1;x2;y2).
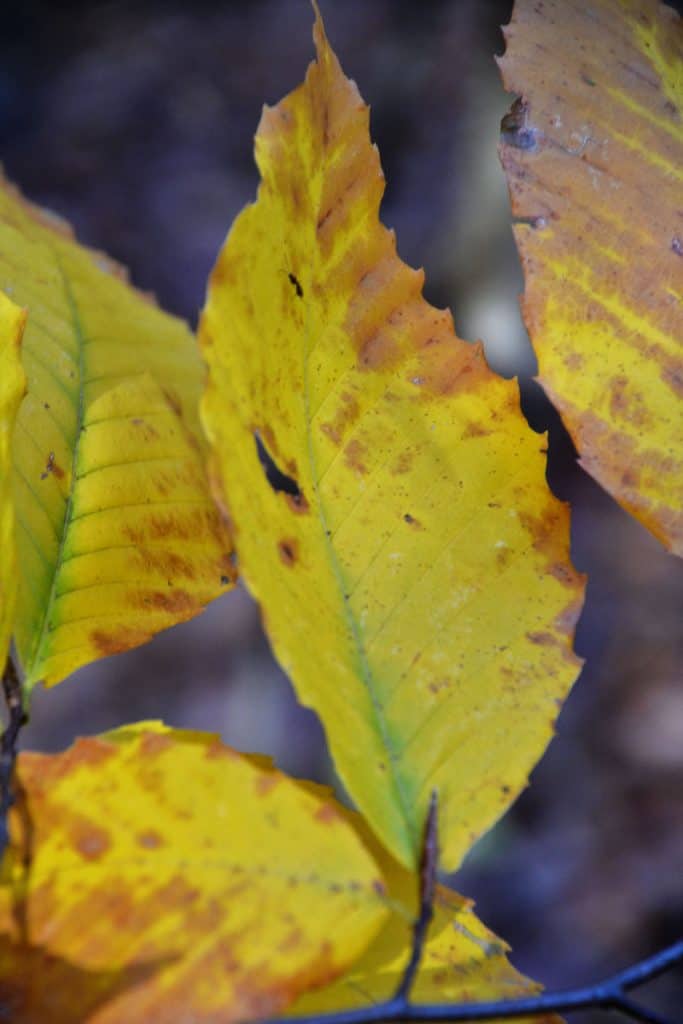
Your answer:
0;291;26;669
201;8;584;871
499;0;683;554
0;723;388;1023
0;177;234;687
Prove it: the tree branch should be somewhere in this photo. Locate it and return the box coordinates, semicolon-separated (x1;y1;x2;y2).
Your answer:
0;656;26;859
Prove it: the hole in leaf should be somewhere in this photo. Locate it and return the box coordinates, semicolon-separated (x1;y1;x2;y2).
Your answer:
288;272;303;298
254;432;302;499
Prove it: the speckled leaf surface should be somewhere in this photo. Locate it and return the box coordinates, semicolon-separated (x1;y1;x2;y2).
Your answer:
0;292;26;670
0;723;388;1023
0;177;233;687
201;10;584;871
499;0;683;554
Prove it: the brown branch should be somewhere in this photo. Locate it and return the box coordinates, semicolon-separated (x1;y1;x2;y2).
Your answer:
0;656;26;859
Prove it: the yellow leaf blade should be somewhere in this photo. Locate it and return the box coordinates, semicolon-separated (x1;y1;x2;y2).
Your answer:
0;177;234;686
201;11;584;871
0;723;388;1023
498;0;683;554
0;292;26;669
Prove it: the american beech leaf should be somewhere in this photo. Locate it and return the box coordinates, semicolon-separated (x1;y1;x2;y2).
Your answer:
0;291;26;669
0;723;388;1023
499;0;683;554
0;177;234;688
201;10;584;871
292;811;553;1023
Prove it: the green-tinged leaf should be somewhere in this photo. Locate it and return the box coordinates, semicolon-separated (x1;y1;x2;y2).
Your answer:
0;177;234;687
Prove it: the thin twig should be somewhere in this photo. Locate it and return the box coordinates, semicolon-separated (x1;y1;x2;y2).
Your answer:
0;657;26;859
394;789;439;1001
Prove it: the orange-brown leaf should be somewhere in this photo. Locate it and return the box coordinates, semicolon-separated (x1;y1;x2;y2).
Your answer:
499;0;683;553
0;723;388;1023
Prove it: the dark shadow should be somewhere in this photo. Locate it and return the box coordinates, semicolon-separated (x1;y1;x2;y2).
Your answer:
0;936;173;1023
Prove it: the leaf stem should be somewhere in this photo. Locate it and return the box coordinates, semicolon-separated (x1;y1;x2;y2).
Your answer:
394;789;439;1001
0;656;26;859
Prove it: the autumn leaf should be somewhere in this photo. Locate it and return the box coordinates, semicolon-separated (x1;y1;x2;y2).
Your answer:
292;811;554;1023
0;723;388;1023
0;177;234;688
201;9;584;871
0;291;26;669
498;0;683;554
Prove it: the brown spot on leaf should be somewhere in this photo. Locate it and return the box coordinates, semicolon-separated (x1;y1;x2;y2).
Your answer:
137;830;164;849
140;732;174;757
564;351;585;371
134;549;198;581
320;392;360;447
278;538;299;566
90;626;150;657
428;678;451;695
204;738;237;760
138;589;198;615
609;374;630;419
314;803;340;825
357;329;399;371
71;819;111;861
527;631;557;647
255;773;280;797
131;418;160;441
496;546;512;569
288;272;303;298
286;492;310;514
344;438;368;475
39;737;117;783
40;451;65;481
418;342;488;398
392;450;413;474
662;363;683;398
279;928;303;952
462;421;490;439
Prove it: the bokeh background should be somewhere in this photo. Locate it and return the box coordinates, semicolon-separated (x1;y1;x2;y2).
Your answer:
2;0;682;1018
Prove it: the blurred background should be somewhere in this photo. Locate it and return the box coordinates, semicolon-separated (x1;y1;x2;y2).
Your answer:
1;0;681;1018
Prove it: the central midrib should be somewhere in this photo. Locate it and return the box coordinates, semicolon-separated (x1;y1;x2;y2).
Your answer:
300;293;416;868
25;257;87;684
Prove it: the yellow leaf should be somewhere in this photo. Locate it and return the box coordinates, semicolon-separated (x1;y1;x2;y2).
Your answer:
498;0;683;554
0;723;388;1023
292;815;554;1022
0;177;234;687
201;10;584;871
0;291;26;670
